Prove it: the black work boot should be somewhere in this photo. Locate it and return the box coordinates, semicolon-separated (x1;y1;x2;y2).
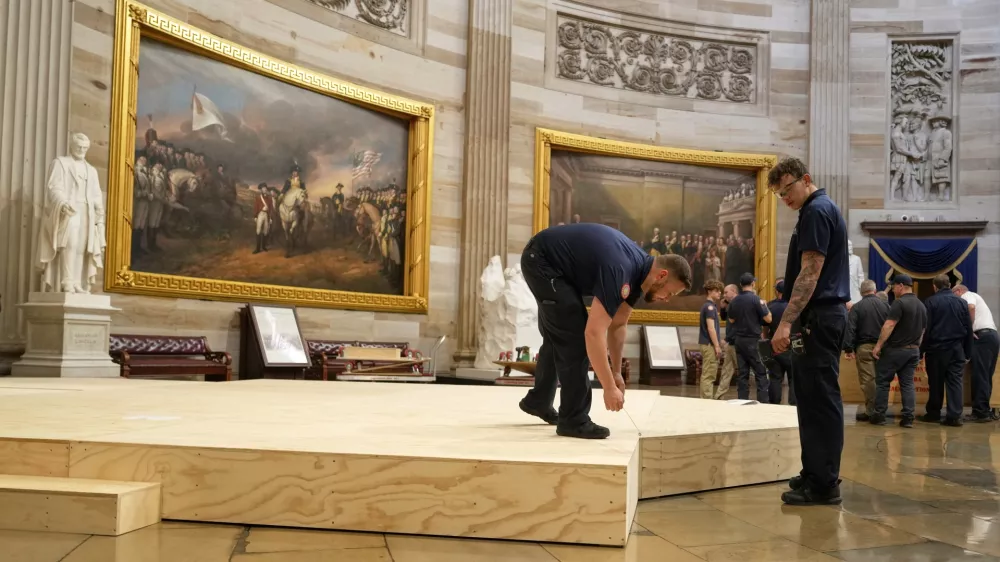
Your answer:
519;398;557;425
556;420;610;440
781;481;842;506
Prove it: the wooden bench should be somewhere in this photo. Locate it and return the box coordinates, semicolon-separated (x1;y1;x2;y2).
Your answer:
306;339;429;382
109;334;232;381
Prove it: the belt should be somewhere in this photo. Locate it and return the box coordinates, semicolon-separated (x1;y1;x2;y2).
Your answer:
887;344;919;350
975;328;996;334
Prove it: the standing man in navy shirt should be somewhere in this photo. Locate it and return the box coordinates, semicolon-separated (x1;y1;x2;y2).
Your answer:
765;279;795;405
727;273;773;402
519;223;693;439
767;157;851;506
920;274;973;426
698;280;726;399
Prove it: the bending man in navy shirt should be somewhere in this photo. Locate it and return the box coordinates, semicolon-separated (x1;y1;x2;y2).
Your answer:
768;157;851;506
519;223;693;439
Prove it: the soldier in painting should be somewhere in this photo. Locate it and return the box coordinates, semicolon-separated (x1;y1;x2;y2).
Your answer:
253;183;274;254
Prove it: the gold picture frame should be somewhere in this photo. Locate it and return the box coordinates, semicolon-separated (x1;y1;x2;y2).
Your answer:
104;0;434;314
532;128;778;326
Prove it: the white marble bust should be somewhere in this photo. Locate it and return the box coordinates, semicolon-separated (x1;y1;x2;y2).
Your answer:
36;133;107;293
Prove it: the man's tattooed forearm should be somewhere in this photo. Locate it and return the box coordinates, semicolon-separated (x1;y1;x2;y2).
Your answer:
782;251;825;324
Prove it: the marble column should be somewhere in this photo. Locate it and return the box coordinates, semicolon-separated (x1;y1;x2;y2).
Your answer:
0;0;73;373
808;0;850;215
453;0;513;367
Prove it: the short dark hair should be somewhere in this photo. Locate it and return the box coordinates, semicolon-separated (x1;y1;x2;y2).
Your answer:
767;157;810;187
703;280;724;293
654;254;693;291
932;274;951;290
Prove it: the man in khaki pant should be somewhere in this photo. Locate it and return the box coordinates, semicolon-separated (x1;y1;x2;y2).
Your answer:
699;280;725;398
701;283;738;399
843;279;890;420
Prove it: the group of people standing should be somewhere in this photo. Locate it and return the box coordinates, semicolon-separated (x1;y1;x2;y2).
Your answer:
843;275;999;426
698;275;794;406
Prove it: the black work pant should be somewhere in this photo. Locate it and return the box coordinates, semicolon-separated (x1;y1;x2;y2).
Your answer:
971;329;999;418
924;344;966;421
874;347;920;420
768;352;796;405
734;336;768;402
519;241;592;427
791;304;847;492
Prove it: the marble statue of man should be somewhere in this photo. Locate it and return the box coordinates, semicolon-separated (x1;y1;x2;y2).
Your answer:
36;133;107;293
847;240;865;305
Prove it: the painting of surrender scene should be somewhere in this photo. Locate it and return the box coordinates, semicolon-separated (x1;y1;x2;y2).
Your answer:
548;150;759;314
129;38;409;295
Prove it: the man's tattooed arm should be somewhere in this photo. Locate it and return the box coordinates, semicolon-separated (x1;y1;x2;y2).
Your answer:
782;250;825;324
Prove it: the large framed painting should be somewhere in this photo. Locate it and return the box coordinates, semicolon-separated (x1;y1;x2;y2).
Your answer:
532;128;777;326
104;0;434;314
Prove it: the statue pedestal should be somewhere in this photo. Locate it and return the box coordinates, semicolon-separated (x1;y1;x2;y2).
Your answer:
11;292;120;378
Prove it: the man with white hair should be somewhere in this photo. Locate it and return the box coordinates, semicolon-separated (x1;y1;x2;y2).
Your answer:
952;284;999;422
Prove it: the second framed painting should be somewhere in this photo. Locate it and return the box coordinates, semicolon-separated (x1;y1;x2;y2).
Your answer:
103;0;434;314
532;128;778;326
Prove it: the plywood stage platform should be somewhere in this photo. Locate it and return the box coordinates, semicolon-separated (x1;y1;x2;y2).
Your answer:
0;377;800;546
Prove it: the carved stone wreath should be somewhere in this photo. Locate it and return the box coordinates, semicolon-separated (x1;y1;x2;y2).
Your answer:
305;0;408;34
555;16;756;103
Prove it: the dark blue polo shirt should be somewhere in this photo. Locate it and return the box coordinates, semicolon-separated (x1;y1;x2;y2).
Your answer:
767;297;788;334
533;223;653;318
783;189;851;307
698;300;720;345
921;288;973;357
727;290;770;338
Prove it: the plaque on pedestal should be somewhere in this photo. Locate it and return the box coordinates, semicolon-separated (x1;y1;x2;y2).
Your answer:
11;292;120;378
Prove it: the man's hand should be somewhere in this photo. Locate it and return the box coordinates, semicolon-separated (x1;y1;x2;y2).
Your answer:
872;345;881;359
772;321;791;354
714;345;722;358
613;372;626;395
604;386;624;411
845;351;855;360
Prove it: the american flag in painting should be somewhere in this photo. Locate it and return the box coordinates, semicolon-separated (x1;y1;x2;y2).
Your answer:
352;150;382;179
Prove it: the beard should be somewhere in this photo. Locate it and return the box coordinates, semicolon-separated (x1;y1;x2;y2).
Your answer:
644;278;666;303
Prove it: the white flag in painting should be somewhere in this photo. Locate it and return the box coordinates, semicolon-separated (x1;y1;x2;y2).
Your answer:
352;150;382;179
191;92;229;139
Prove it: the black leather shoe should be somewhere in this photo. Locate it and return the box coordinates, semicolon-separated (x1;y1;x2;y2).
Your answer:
788;475;803;490
869;414;888;426
556;421;610;439
781;482;842;506
519;399;557;425
918;413;941;423
941;418;963;427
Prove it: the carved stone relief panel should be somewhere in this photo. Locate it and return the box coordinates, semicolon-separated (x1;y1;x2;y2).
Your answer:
544;1;770;117
304;0;409;35
268;0;423;55
886;36;959;207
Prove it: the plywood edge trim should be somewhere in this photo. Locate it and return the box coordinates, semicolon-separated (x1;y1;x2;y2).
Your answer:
67;440;639;471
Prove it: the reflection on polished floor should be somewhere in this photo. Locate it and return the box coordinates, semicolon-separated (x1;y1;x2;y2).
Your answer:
3;400;998;561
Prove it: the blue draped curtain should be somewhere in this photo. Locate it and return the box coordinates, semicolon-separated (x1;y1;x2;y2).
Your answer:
868;238;978;292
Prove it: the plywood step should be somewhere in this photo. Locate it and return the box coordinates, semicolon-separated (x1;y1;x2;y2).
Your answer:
0;474;161;536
